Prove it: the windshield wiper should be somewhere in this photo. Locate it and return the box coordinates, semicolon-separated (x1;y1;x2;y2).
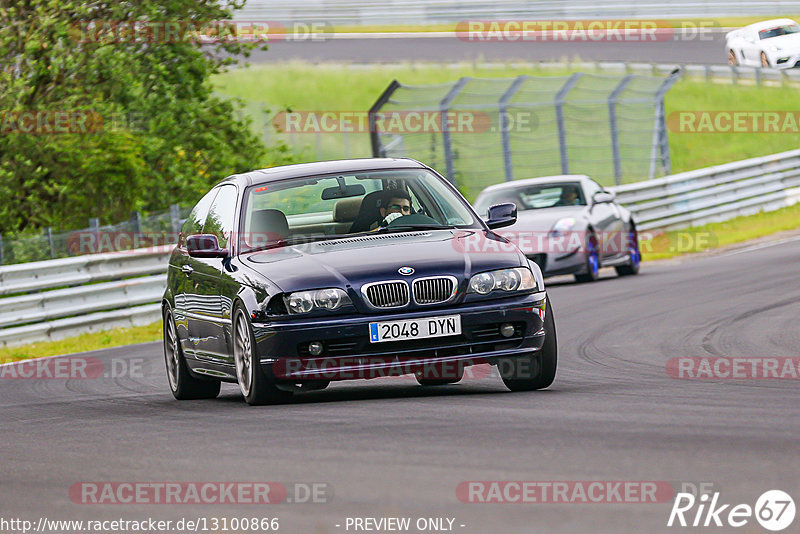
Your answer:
246;234;353;253
377;224;456;232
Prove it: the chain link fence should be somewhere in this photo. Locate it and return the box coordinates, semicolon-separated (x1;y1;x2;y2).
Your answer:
368;71;680;199
0;205;191;266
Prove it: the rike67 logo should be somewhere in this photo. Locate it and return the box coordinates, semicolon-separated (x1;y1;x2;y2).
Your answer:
668;490;795;531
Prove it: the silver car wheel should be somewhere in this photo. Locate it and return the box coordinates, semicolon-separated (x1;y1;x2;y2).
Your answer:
164;310;180;392
234;309;253;397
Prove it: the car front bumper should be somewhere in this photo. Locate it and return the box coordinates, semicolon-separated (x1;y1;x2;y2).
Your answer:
253;291;548;381
527;248;589;277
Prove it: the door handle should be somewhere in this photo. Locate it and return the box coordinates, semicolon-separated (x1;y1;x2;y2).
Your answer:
181;265;194;275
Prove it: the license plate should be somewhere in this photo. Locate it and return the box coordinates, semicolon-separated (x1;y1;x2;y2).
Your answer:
369;314;462;343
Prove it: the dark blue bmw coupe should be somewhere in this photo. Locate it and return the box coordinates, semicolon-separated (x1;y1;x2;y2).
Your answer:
162;158;557;405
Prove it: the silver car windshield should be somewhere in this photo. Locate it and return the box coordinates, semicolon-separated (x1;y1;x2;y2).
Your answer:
759;24;800;39
475;183;586;214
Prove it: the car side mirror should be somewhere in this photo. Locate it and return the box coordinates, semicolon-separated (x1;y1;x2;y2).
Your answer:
187;234;229;258
593;192;615;204
486;203;517;229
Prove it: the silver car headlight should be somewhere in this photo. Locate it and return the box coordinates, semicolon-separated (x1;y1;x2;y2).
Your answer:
468;267;537;295
284;288;351;314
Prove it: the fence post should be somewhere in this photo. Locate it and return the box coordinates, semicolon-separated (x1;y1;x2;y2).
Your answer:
130;211;141;234
608;75;634;185
439;77;470;185
45;227;55;259
498;75;529;182
554;73;583;175
650;68;682;179
170;204;181;234
368;80;402;157
89;217;99;230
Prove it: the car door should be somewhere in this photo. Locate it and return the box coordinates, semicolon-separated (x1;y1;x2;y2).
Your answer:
173;188;219;358
188;184;239;364
584;179;624;260
740;30;761;65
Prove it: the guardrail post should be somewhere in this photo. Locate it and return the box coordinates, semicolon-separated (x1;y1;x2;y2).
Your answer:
755;67;763;86
555;73;583;175
89;218;99;231
608;75;634;185
439;77;470;185
45;227;54;259
170;204;181;234
498;75;529;182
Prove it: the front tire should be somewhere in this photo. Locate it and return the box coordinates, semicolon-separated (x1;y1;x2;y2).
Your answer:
728;49;738;66
233;306;293;406
761;52;770;68
574;232;600;283
615;226;641;276
499;297;557;391
163;306;220;400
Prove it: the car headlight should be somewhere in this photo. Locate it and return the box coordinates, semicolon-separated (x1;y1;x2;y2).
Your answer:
468;267;536;295
550;217;576;236
284;288;351;314
769;45;782;52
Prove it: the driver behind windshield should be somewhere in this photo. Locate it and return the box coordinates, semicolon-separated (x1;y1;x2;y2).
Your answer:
556;186;581;206
374;189;412;229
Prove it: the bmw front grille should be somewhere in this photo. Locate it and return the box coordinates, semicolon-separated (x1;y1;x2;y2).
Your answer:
362;277;457;308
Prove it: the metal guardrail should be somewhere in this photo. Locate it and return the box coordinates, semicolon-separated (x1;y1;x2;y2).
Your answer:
2;149;799;346
0;248;170;347
610;149;800;230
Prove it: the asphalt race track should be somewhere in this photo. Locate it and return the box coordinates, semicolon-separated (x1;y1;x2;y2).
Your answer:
2;236;798;533
249;35;728;65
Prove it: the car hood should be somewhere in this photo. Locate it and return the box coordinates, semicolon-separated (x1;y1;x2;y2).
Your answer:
241;229;526;293
765;33;800;50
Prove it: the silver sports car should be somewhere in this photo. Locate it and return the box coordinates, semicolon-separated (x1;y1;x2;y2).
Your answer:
473;175;640;283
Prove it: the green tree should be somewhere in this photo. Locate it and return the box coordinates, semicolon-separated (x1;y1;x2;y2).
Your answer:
0;0;272;233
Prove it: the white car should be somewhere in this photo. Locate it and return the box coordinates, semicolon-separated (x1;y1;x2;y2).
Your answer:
725;18;800;68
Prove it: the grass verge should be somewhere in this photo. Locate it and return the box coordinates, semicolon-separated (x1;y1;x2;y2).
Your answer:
0;322;162;364
641;202;800;260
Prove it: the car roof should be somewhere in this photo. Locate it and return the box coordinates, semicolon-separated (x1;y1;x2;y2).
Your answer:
218;158;428;188
476;175;591;197
744;18;798;32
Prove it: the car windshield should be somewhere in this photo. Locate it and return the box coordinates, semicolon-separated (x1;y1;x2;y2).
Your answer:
759;24;800;39
474;183;586;215
240;168;479;250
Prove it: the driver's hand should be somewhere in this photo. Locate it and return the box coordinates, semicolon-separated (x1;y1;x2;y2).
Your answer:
381;212;404;226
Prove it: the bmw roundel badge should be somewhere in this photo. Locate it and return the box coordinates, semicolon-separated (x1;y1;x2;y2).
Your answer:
398;267;415;276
